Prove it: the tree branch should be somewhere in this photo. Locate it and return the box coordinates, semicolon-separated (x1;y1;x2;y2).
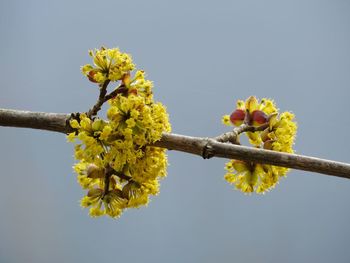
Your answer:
86;80;110;118
1;108;350;179
0;108;71;133
214;123;268;144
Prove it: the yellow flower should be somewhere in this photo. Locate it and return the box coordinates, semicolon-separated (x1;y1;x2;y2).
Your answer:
69;119;80;129
82;47;135;84
89;206;105;217
66;132;76;142
260;98;278;114
99;125;113;141
222;115;231;126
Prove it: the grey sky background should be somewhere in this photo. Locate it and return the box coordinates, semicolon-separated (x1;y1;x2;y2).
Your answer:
1;0;350;262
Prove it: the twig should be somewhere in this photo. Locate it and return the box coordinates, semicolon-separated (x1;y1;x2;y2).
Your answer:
1;108;350;179
103;84;127;102
86;82;128;118
86;80;110;118
215;123;268;144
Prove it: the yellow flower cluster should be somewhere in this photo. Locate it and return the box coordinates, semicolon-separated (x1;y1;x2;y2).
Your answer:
81;47;135;83
68;48;171;218
222;96;297;194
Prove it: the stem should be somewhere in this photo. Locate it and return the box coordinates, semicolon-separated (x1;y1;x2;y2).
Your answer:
1;108;350;179
215;123;268;144
104;84;127;102
86;80;111;118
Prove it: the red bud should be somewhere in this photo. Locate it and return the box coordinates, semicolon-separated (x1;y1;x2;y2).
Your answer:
230;109;246;126
251;110;268;126
88;71;98;83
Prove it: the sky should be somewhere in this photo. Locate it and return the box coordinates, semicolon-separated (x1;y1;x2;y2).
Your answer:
1;0;350;262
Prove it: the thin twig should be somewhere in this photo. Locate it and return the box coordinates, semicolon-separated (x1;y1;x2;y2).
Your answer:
215;123;269;144
104;84;127;102
86;82;128;118
1;108;350;179
86;80;110;118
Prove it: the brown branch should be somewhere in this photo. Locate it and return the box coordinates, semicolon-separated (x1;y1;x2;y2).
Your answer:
103;84;127;102
0;108;71;133
86;82;128;118
86;80;110;118
153;134;350;179
1;108;350;179
215;123;269;144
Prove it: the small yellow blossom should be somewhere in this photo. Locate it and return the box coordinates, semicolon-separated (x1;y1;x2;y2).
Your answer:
66;132;76;142
222;115;231;126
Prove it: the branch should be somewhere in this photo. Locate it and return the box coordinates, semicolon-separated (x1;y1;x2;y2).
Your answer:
215;123;268;144
0;108;71;133
86;80;110;118
86;82;127;118
1;108;350;179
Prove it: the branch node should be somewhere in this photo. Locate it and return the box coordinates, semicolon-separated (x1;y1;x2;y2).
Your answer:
202;139;215;159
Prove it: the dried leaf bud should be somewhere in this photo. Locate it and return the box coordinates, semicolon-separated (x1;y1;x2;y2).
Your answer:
87;188;104;197
260;128;270;142
86;164;105;178
122;181;140;199
263;139;274;150
122;72;131;87
232;160;250;173
109;189;126;202
129;88;138;95
109;189;128;207
230;109;246;126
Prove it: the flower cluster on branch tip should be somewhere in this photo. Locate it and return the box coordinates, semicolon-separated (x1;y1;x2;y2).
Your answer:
222;96;297;194
68;47;171;218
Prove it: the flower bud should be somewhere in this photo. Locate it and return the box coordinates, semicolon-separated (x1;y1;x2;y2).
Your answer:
263;139;274;150
251;110;268;127
88;70;98;83
92;119;105;131
87;188;104;197
230;109;246;126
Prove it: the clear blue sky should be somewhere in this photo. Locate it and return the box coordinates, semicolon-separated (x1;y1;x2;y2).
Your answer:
1;0;350;262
